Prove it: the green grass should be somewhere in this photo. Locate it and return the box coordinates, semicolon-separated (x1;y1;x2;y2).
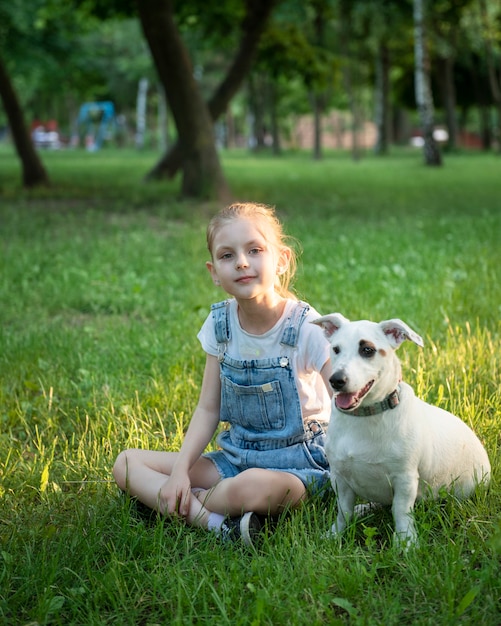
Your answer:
0;146;500;625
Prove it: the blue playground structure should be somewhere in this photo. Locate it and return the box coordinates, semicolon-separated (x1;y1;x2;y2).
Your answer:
77;101;116;150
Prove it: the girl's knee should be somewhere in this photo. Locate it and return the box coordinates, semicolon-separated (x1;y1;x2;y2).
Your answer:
112;448;138;490
218;472;258;510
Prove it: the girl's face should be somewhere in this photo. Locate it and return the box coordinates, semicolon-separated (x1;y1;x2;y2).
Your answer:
207;218;289;302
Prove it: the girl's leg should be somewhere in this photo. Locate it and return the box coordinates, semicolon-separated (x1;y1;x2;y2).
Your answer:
112;448;221;526
195;468;307;517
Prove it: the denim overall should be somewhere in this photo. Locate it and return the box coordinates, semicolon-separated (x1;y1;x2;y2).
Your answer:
203;299;330;493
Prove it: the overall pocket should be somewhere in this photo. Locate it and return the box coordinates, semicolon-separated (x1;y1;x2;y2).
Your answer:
220;376;286;431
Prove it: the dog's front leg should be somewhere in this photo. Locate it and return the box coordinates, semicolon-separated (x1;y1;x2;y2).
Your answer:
391;475;419;547
331;476;356;536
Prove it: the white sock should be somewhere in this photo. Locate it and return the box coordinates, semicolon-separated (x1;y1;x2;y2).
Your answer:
207;512;226;533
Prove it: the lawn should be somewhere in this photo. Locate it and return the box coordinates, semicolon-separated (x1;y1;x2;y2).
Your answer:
0;146;500;625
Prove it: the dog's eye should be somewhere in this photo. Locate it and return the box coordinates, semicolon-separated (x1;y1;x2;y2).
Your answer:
333;346;340;355
359;345;376;358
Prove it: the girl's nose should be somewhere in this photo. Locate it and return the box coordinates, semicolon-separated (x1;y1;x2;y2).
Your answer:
235;254;249;269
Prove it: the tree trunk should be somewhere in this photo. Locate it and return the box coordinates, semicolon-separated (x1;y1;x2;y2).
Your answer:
144;0;278;180
247;73;266;150
137;0;229;200
311;93;323;160
392;107;410;145
438;55;457;151
339;0;361;161
479;0;501;152
0;54;49;188
310;4;327;161
413;0;442;166
479;105;492;151
269;81;281;156
374;42;390;155
345;74;361;162
135;77;148;149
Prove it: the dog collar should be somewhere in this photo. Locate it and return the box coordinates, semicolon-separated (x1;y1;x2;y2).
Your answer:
337;387;400;417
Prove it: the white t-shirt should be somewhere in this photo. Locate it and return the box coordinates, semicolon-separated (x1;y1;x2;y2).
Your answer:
197;299;331;424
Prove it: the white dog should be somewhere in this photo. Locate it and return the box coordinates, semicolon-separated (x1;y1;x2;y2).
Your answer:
312;313;491;546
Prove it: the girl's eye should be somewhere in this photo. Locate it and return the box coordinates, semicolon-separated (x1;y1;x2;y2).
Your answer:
220;252;233;260
249;248;261;255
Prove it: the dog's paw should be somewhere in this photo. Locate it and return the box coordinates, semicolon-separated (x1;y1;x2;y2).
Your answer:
393;530;419;552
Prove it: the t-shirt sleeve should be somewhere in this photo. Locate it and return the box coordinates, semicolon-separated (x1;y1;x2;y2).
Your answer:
301;306;331;372
197;311;219;357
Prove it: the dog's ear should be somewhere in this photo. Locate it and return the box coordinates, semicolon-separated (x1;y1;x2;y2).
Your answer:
379;319;424;349
311;313;349;338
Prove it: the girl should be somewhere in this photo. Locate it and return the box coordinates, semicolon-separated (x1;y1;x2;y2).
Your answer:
113;203;332;546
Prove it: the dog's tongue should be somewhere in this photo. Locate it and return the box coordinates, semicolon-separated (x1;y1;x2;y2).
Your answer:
336;393;357;410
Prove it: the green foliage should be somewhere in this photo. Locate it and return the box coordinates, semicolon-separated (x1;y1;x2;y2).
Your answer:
0;147;500;624
0;0;106;127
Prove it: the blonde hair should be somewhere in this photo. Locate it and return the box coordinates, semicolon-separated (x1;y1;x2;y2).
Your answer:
207;202;299;299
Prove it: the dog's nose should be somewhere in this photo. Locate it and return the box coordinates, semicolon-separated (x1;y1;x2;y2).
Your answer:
330;371;347;391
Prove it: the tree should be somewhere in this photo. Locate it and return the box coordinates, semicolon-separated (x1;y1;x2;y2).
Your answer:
479;0;501;150
139;0;279;190
136;0;230;200
429;0;477;153
0;0;114;188
358;0;412;155
373;41;391;155
0;54;50;188
306;0;337;160
413;0;442;165
246;3;338;159
338;0;366;161
0;7;49;188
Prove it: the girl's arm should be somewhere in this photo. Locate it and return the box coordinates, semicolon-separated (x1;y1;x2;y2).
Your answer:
320;358;334;398
159;354;221;515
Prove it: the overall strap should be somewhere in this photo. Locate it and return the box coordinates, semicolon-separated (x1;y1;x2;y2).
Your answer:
211;300;231;359
211;299;231;343
279;301;310;348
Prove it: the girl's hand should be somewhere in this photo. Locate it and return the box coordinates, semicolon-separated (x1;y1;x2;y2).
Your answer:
158;470;192;518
